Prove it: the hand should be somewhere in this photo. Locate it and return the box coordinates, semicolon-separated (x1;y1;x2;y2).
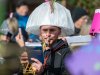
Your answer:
58;36;67;42
31;58;44;75
15;28;25;47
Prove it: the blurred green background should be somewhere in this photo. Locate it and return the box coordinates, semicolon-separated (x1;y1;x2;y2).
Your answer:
0;0;6;27
66;0;100;18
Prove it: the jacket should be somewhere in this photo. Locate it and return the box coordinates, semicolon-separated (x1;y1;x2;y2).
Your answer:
42;39;71;75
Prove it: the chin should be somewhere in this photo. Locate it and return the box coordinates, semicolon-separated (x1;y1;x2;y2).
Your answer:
21;14;26;16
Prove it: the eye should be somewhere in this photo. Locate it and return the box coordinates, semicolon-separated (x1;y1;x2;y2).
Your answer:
43;29;48;32
50;29;56;32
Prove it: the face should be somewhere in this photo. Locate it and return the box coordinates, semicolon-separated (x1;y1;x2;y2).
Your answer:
16;5;29;16
40;25;61;46
75;15;88;28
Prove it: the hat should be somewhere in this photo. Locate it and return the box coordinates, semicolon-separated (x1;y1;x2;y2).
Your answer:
71;7;88;22
26;2;74;36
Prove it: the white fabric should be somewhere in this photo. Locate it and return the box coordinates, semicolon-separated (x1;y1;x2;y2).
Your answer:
26;2;74;36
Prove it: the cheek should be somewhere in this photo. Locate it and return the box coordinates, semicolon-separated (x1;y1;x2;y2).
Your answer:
52;32;60;38
40;33;47;39
22;9;27;13
42;32;47;36
77;19;84;26
20;8;28;14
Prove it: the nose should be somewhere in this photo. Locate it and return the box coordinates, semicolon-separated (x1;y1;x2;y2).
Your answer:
46;31;51;37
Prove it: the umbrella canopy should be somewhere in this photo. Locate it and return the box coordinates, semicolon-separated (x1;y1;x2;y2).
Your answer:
26;1;74;36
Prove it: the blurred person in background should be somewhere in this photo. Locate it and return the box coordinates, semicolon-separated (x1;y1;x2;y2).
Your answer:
14;0;29;29
0;13;28;42
70;7;89;36
14;0;39;42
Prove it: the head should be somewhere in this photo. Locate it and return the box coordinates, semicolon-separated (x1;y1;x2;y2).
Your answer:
40;25;61;46
7;17;18;34
71;7;88;29
15;0;29;16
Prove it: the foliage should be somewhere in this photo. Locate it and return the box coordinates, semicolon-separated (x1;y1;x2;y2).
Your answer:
66;0;100;18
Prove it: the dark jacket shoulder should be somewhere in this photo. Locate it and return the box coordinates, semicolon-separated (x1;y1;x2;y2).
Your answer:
43;39;71;75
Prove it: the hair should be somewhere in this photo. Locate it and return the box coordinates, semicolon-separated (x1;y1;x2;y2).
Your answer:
15;0;29;8
7;17;18;34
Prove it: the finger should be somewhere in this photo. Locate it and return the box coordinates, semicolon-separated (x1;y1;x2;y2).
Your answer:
31;58;41;64
32;67;37;72
32;63;41;71
18;28;23;40
19;28;22;36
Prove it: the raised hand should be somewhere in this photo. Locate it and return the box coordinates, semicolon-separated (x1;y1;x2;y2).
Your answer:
31;58;44;75
15;28;25;47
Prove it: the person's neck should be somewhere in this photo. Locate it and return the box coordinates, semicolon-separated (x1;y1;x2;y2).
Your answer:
15;12;27;17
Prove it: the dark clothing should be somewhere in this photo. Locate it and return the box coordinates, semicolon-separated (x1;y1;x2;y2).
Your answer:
70;27;81;36
14;13;29;29
42;39;71;75
74;27;81;35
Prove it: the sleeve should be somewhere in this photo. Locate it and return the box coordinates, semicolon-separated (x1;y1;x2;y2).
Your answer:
61;46;72;75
